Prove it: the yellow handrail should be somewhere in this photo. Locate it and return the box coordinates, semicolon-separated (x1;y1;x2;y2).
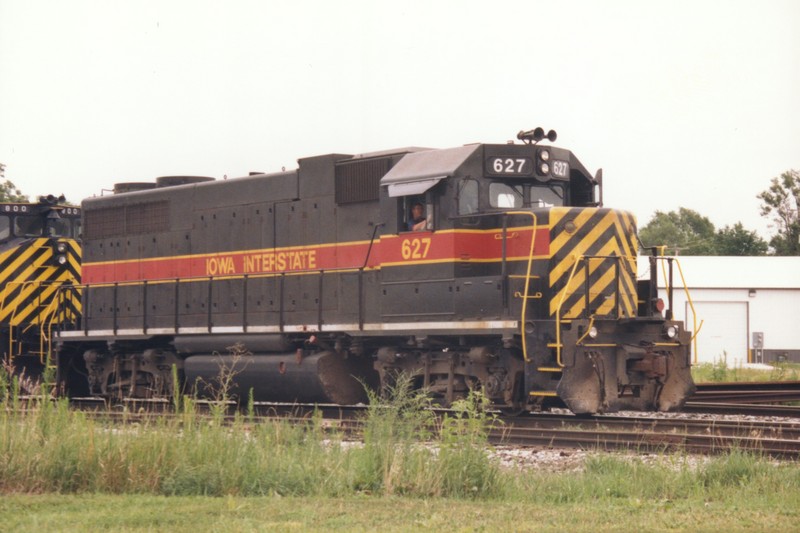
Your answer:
4;280;44;363
575;315;596;345
3;280;73;366
653;253;703;364
673;259;703;364
506;212;538;363
553;255;585;367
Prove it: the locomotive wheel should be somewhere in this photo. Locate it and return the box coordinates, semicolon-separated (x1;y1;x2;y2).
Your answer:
499;403;526;417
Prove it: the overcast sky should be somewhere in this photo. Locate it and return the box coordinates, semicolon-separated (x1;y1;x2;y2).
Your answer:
1;0;798;239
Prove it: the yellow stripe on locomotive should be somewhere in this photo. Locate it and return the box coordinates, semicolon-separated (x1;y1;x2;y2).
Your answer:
548;207;638;319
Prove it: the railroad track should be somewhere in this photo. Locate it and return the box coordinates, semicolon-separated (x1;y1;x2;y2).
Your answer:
692;381;800;404
55;397;800;460
10;386;800;460
494;413;800;459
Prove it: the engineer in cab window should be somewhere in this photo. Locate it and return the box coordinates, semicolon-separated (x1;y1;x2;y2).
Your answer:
408;202;427;231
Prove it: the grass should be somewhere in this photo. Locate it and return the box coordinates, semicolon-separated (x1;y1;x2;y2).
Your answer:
2;369;800;530
0;493;797;532
692;358;800;383
0;371;503;498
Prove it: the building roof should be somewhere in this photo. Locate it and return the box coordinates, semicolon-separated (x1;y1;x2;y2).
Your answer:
637;256;800;289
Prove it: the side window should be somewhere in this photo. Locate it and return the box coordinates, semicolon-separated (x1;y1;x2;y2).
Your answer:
489;183;523;209
0;215;9;241
458;179;479;215
402;196;433;232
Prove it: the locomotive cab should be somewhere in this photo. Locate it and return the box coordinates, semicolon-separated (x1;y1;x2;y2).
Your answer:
373;132;693;413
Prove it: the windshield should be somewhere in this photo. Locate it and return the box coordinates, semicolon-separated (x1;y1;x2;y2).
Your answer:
489;182;564;209
530;185;563;207
489;183;523;208
12;215;75;238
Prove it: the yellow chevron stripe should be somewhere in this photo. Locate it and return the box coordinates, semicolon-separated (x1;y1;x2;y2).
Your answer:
548;210;638;319
8;276;76;326
548;209;603;281
614;211;637;260
549;215;617;316
0;254;56;321
0;244;41;286
0;238;82;327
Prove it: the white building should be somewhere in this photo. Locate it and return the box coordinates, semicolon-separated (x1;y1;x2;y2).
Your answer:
638;256;800;366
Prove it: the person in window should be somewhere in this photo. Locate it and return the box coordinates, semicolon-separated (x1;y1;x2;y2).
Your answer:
408;202;427;231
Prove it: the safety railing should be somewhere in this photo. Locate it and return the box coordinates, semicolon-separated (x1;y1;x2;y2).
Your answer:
654;254;703;363
502;212;539;363
2;279;77;366
52;265;378;338
549;254;632;367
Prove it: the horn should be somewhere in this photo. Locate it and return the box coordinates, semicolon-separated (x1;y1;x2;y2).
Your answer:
546;130;557;142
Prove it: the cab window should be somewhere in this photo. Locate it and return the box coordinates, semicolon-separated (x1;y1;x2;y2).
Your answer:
458;179;479;215
14;216;44;237
48;218;71;237
531;184;564;207
401;195;433;232
0;216;9;241
489;183;523;209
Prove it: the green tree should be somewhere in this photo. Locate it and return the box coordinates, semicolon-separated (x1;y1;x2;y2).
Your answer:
715;223;768;256
0;180;28;202
757;169;800;256
640;209;768;256
639;208;717;255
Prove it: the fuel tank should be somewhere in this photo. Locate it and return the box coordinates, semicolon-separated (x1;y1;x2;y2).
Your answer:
184;351;376;404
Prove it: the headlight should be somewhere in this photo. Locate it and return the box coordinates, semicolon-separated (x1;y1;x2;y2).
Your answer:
539;149;550;161
665;325;678;339
588;326;598;339
56;242;68;253
539;162;550;174
56;255;67;265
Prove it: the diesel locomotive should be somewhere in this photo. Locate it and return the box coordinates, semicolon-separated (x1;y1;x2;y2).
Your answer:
54;130;695;414
0;195;81;388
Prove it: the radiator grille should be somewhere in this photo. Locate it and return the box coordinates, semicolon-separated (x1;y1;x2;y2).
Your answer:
335;158;389;204
85;201;170;239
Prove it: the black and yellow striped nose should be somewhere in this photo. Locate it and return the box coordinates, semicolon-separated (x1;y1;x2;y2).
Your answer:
0;238;81;327
548;208;638;319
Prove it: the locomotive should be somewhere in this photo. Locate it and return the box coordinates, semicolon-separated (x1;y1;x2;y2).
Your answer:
0;195;81;388
54;130;695;414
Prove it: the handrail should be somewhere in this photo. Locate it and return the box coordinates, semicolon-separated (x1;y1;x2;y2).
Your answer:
550;254;631;367
5;280;47;361
653;254;703;363
2;279;72;365
553;255;585;367
41;294;63;366
503;211;538;363
673;258;703;364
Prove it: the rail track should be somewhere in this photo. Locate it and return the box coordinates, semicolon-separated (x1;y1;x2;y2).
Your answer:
49;397;800;461
9;380;800;460
692;381;800;404
494;412;800;459
686;381;800;417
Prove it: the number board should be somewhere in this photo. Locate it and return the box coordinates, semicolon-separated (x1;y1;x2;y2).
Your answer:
485;156;533;177
551;160;569;178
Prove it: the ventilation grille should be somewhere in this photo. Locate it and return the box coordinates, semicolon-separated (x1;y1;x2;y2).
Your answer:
85;201;170;239
335;158;389;204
